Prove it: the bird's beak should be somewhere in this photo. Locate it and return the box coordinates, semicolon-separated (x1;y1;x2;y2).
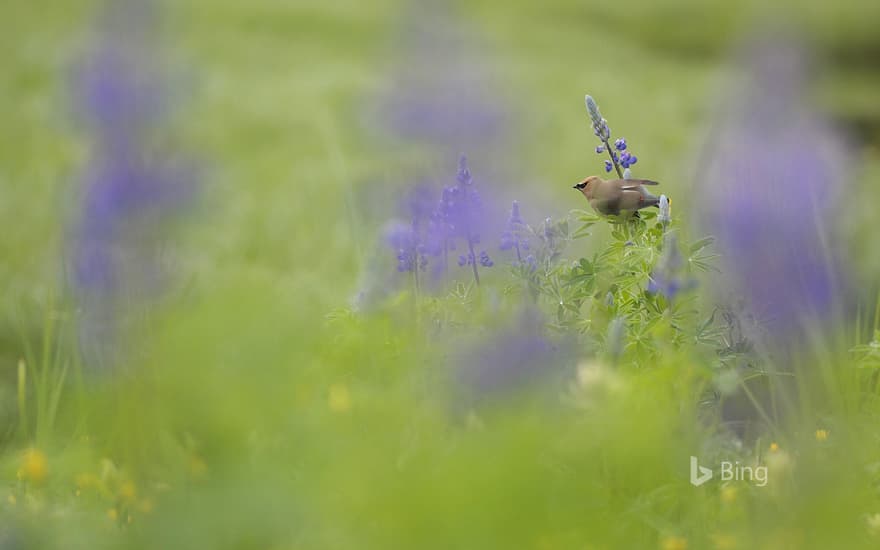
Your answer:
572;184;580;189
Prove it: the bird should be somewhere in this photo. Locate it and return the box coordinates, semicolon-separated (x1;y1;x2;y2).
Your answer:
573;175;662;216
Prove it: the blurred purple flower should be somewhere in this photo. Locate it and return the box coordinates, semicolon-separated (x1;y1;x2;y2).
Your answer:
500;200;531;264
425;155;493;284
377;1;507;154
73;2;166;146
696;38;850;343
455;312;563;396
386;156;496;284
647;235;695;301
385;220;427;273
70;0;196;367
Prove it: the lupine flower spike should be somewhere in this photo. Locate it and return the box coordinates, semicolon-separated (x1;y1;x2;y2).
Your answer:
658;195;671;228
647;234;695;301
500;200;530;265
574;95;663;217
423;155;493;286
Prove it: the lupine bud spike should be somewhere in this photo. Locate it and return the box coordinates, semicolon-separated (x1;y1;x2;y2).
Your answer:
658;195;671;226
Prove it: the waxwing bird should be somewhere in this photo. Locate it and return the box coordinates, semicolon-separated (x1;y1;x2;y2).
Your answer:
573;175;661;216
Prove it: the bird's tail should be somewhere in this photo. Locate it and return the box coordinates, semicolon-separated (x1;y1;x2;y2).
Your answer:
644;195;661;208
636;186;661;207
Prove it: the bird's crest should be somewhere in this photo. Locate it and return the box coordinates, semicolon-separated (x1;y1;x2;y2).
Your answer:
573;175;600;190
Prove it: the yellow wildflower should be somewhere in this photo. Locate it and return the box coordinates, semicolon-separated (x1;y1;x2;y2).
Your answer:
815;429;828;442
769;442;779;453
720;485;737;504
119;480;137;503
661;535;688;550
21;448;48;484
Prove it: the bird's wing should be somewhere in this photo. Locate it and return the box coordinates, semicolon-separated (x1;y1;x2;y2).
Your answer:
590;182;623;214
618;190;648;211
619;179;659;190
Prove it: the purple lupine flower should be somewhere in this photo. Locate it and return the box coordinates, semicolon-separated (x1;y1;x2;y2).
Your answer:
70;0;196;368
454;311;562;397
424;155;492;285
500;200;530;264
72;3;193;294
695;37;850;345
585;95;643;178
647;236;695;301
74;2;165;147
390;183;437;274
619;152;639;169
377;2;507;155
386;221;425;273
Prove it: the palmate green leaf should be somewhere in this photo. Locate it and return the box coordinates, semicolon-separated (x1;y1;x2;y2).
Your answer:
689;236;715;254
689;255;721;273
571;209;599;221
558;219;570;238
852;331;880;368
572;225;594;239
687;235;720;273
571;210;601;239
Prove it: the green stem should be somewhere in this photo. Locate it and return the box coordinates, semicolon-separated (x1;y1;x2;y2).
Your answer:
467;237;480;287
17;360;27;439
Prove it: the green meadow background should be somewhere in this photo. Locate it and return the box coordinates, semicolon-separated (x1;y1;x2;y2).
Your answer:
2;0;880;548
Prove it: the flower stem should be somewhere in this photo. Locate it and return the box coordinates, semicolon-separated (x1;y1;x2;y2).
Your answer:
603;138;623;178
467;237;480;286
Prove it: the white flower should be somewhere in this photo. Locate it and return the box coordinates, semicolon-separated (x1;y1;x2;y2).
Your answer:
658;194;671;225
